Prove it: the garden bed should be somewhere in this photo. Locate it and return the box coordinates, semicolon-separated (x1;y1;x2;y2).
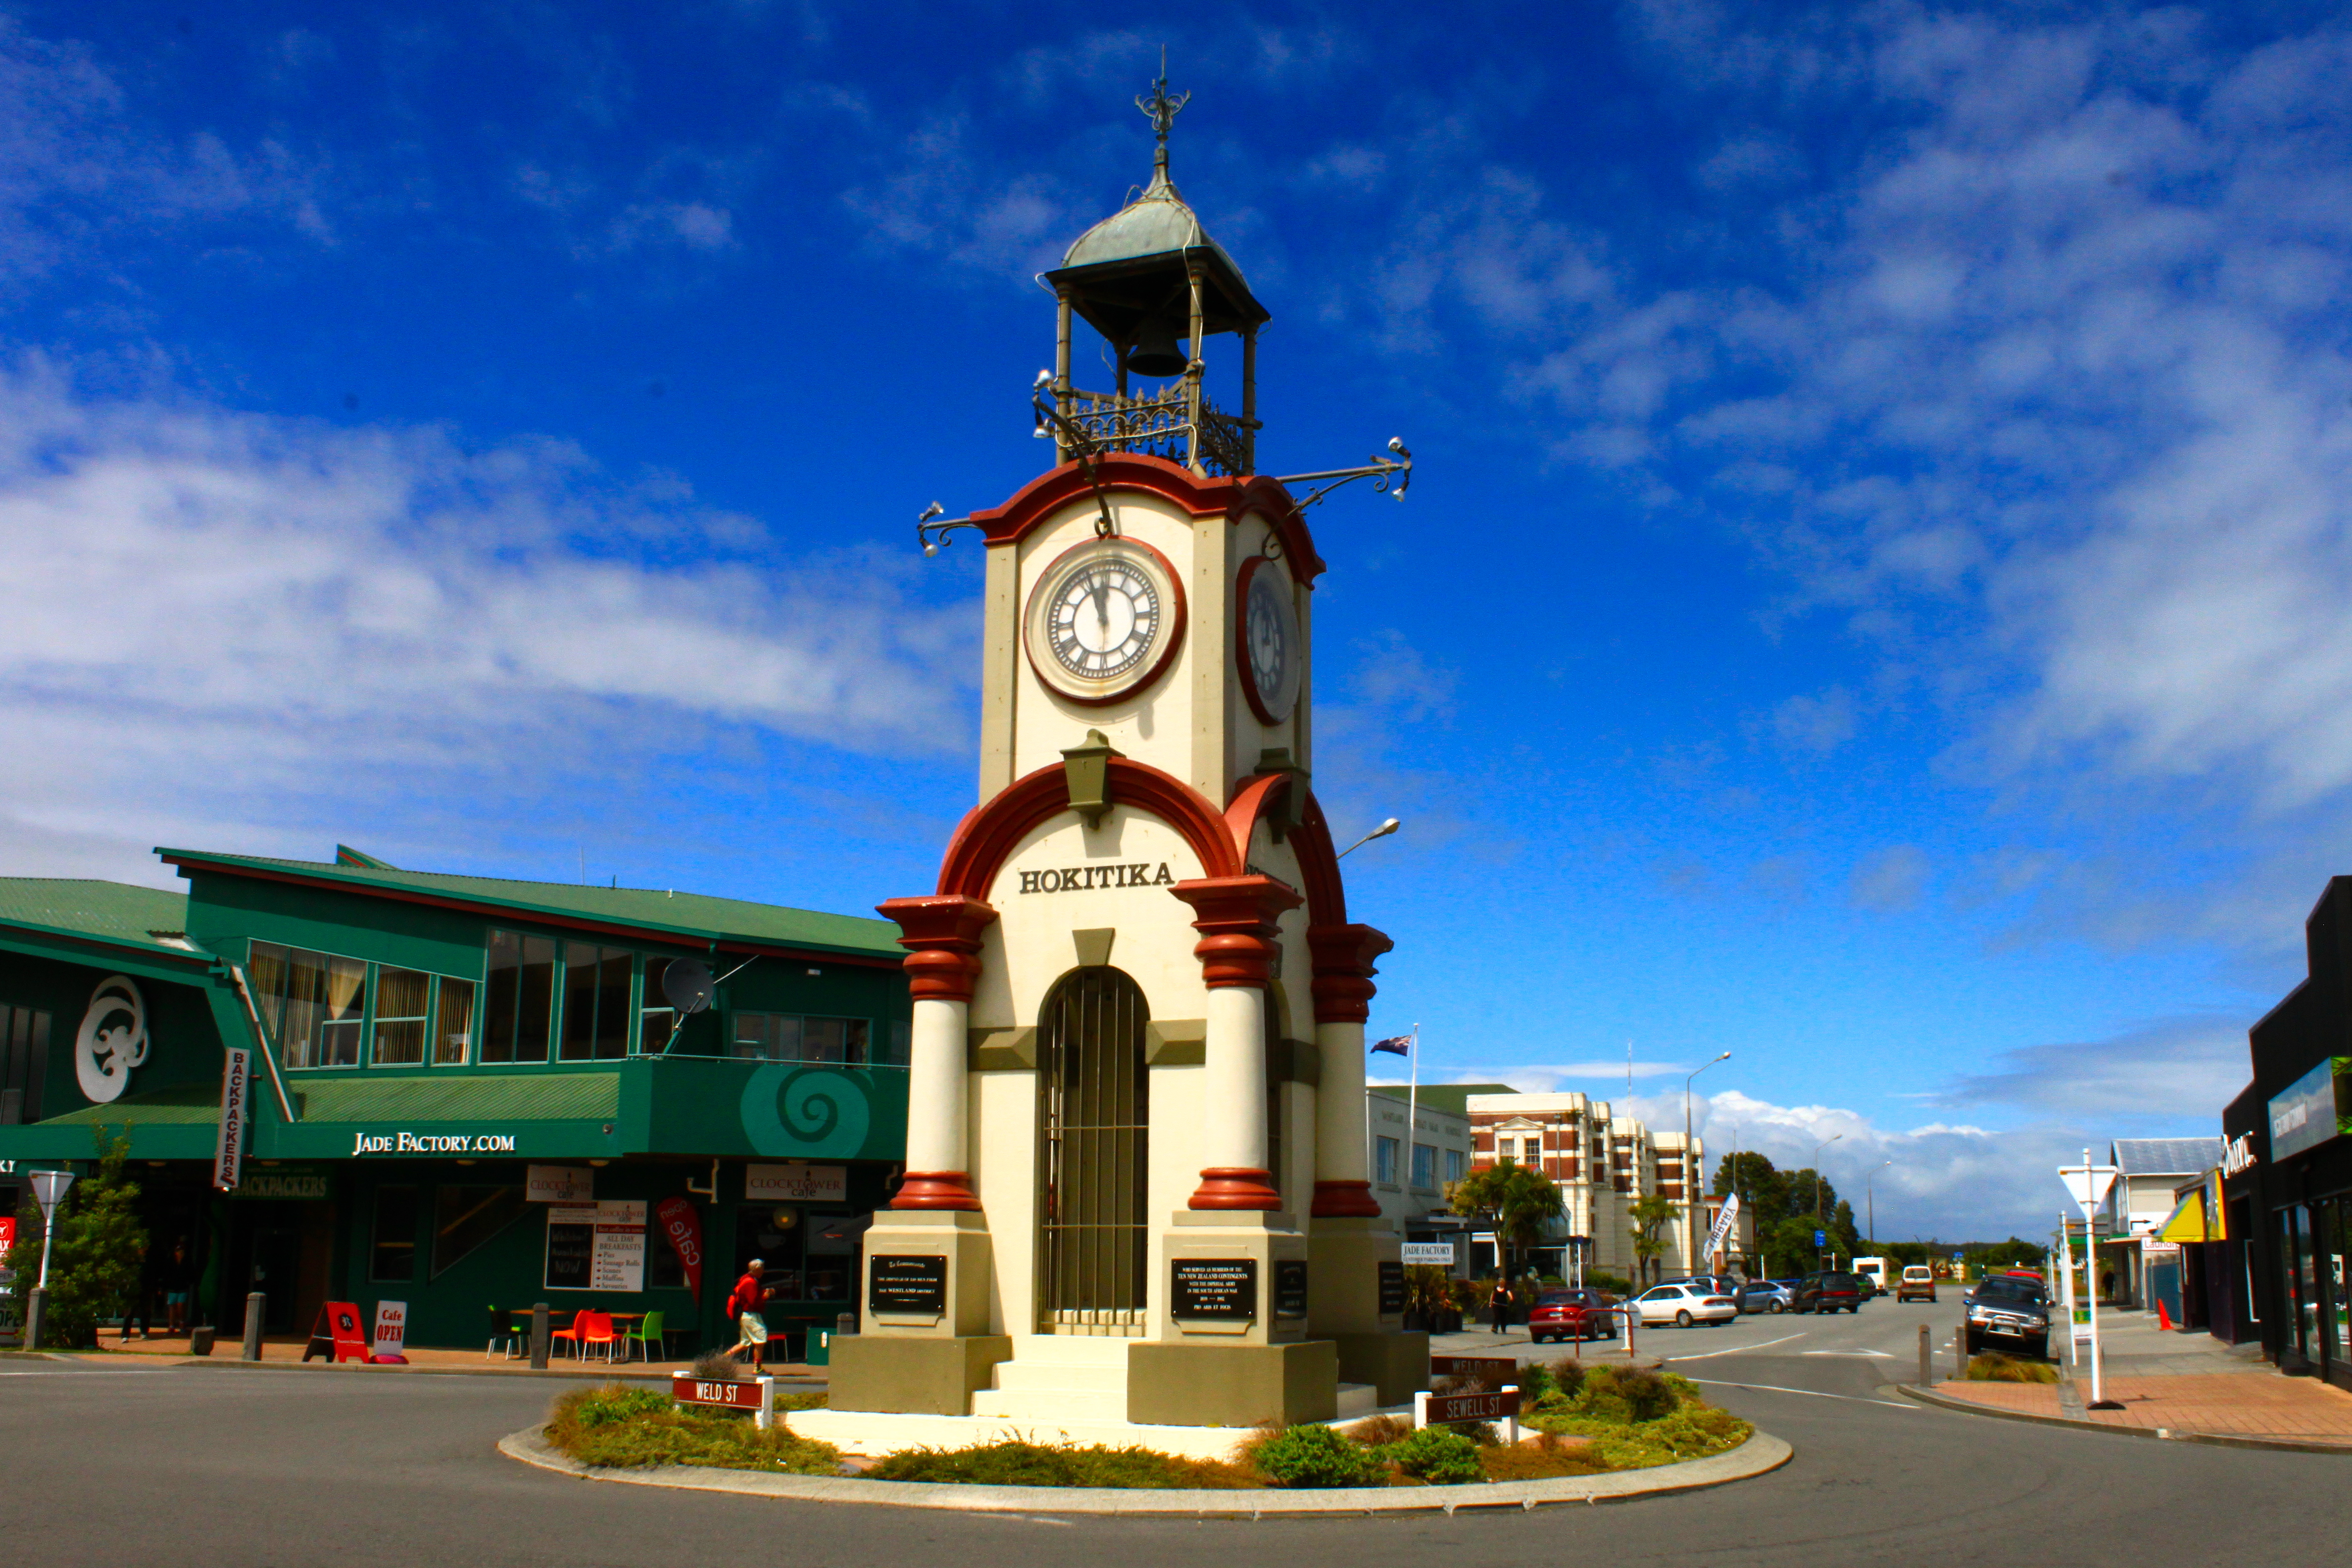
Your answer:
539;1357;1750;1491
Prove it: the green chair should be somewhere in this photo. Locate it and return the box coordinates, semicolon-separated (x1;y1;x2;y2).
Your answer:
622;1310;666;1363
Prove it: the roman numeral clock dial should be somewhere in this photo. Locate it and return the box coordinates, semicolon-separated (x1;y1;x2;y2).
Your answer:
1023;537;1187;705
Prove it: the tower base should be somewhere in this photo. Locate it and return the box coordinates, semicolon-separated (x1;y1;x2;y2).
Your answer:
825;1334;1012;1416
1329;1330;1429;1406
1127;1338;1339;1427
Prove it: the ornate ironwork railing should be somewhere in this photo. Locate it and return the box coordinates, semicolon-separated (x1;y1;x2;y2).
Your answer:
1062;384;1255;477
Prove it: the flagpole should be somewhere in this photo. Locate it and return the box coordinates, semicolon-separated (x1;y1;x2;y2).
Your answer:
1405;1024;1421;1199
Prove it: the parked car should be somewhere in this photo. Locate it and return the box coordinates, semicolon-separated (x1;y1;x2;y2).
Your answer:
1734;1279;1795;1314
1895;1266;1938;1304
1632;1282;1738;1327
1792;1272;1865;1313
1964;1274;2053;1358
1528;1287;1620;1344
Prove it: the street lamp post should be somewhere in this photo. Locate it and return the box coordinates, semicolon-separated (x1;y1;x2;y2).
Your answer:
1865;1160;1893;1252
1685;1052;1730;1276
1813;1134;1843;1269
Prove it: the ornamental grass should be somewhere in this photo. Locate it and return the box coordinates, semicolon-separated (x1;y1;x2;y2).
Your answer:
1965;1353;2061;1383
543;1384;840;1474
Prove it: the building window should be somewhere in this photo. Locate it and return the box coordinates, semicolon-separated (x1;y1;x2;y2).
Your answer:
1445;1148;1466;1185
559;943;632;1061
250;941;365;1069
1374;1135;1399;1185
1411;1143;1436;1191
371;1185;421;1282
432;1184;524;1277
435;978;475;1065
482;930;557;1063
1;1004;51;1125
733;1013;872;1065
371;967;431;1066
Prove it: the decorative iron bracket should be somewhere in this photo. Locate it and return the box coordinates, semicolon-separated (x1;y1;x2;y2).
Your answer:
918;371;1125;557
917;501;982;557
1275;438;1413;509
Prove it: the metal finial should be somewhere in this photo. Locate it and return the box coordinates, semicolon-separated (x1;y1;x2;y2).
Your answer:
1135;47;1189;181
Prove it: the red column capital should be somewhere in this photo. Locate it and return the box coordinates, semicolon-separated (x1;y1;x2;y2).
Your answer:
875;894;998;1004
1168;875;1304;988
1306;922;1394;1024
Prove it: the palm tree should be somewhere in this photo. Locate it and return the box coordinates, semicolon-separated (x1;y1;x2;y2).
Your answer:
1629;1193;1678;1284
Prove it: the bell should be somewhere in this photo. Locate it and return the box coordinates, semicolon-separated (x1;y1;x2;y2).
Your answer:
1126;322;1189;379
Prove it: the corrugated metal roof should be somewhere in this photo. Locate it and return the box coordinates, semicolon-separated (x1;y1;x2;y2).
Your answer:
0;879;205;957
2112;1136;2224;1175
42;1081;221;1126
295;1073;621;1123
160;849;903;957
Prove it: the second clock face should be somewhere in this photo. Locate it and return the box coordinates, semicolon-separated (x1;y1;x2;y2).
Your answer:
1024;536;1186;705
1238;554;1302;724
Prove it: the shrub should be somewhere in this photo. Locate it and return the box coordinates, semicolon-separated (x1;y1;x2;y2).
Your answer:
543;1383;840;1475
1250;1423;1387;1488
690;1349;747;1381
572;1385;674;1427
1572;1365;1679;1423
1345;1414;1413;1448
1380;1427;1483;1486
5;1130;146;1349
870;1440;1255;1489
1479;1432;1611;1481
1966;1353;2059;1384
1542;1357;1588;1402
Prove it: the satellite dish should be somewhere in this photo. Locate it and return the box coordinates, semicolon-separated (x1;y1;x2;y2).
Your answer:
660;959;716;1015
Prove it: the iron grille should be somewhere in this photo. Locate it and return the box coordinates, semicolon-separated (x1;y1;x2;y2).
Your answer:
1036;967;1150;1332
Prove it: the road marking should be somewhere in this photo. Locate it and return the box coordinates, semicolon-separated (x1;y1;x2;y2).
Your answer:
1687;1378;1918;1409
1663;1333;1805;1360
1802;1349;1898;1358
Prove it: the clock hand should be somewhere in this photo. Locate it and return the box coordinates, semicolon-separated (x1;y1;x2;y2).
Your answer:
1091;578;1110;631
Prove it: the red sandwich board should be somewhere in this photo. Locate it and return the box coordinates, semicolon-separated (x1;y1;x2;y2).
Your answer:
302;1301;371;1364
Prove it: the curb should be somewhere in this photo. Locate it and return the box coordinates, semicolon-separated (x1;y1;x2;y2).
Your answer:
89;1356;826;1387
1894;1384;2352;1455
495;1424;1792;1516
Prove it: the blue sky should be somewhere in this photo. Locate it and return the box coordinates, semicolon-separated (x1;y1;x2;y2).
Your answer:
4;1;2348;1238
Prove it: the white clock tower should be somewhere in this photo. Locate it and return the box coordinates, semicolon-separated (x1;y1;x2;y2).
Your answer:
815;71;1420;1446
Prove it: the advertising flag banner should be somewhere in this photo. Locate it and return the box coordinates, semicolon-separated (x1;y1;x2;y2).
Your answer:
655;1195;703;1297
212;1047;251;1192
1704;1191;1741;1258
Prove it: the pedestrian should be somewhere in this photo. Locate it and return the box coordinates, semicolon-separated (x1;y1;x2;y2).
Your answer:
162;1237;195;1336
726;1258;771;1366
2100;1267;2116;1302
1489;1277;1516;1338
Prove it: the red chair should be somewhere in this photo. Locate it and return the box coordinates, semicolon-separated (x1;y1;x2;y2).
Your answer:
575;1310;621;1363
547;1309;603;1361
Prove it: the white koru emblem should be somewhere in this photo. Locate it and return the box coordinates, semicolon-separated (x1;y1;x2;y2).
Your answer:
74;975;149;1104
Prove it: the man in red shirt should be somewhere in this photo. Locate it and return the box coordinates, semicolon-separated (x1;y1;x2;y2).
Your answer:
725;1259;769;1365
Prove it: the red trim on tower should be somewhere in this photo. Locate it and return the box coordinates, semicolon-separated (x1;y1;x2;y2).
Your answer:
1168;875;1302;988
1223;773;1346;928
1306;923;1393;1026
1310;1178;1384;1218
935;756;1243;900
874;894;999;1004
972;454;1324;586
1190;1167;1283;1211
891;1172;981;1212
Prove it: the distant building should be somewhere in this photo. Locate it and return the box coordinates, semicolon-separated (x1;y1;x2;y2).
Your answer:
2102;1137;2225;1308
1367;1083;1478;1269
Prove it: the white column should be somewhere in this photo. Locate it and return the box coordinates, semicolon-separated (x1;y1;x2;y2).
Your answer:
905;995;968;1177
1203;984;1268;1174
1314;1020;1368;1184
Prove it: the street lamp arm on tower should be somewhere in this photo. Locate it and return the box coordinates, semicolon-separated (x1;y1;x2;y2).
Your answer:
1336;818;1400;859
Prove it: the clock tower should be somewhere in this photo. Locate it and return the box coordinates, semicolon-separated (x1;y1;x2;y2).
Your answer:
815;71;1420;1447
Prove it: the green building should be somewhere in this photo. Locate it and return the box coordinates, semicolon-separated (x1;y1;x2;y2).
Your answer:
0;846;910;1356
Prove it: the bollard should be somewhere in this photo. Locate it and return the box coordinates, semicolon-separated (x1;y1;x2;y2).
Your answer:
24;1287;46;1351
1954;1314;1967;1379
1918;1323;1932;1386
1412;1389;1431;1430
242;1293;266;1360
190;1325;217;1357
836;1312;857;1338
530;1302;549;1370
1500;1384;1520;1446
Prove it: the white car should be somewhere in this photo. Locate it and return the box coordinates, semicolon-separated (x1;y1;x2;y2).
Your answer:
1633;1282;1739;1327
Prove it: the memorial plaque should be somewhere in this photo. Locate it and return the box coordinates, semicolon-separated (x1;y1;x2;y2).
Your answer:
1172;1258;1258;1320
1274;1259;1309;1318
869;1253;948;1316
1377;1260;1407;1315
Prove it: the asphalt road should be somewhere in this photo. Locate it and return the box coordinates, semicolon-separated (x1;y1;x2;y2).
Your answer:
4;1304;2338;1568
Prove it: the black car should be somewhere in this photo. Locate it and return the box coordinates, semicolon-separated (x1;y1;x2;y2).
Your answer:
1792;1271;1865;1314
1963;1275;2053;1358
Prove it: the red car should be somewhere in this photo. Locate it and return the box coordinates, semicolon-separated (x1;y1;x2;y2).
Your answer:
1528;1287;1620;1345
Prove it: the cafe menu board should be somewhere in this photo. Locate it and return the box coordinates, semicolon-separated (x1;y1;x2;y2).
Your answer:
1378;1261;1407;1315
869;1254;947;1316
1172;1259;1257;1321
1274;1260;1309;1319
545;1201;647;1291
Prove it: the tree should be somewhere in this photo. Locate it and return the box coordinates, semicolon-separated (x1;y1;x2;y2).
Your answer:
1628;1193;1678;1284
1830;1199;1861;1259
1448;1161;1564;1278
5;1131;147;1348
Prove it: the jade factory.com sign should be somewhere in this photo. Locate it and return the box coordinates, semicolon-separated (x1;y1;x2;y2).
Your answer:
2269;1057;2352;1161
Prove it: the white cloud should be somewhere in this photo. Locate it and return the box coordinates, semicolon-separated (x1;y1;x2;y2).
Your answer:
1849;843;1930;911
0;359;972;882
1941;1014;2249;1122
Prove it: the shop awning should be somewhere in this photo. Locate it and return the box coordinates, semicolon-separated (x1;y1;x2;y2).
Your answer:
2156;1190;2208;1243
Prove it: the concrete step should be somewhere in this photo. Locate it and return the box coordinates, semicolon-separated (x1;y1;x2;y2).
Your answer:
1003;1333;1133;1365
989;1358;1127;1395
1336;1382;1379;1418
971;1386;1130;1421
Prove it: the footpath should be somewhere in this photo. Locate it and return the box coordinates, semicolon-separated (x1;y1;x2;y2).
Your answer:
30;1331;827;1383
1912;1312;2352;1450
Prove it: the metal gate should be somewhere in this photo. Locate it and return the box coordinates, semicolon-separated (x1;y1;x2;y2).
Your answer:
1036;967;1149;1333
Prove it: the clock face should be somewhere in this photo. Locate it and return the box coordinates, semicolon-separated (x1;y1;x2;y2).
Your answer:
1023;536;1186;705
1236;555;1302;724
